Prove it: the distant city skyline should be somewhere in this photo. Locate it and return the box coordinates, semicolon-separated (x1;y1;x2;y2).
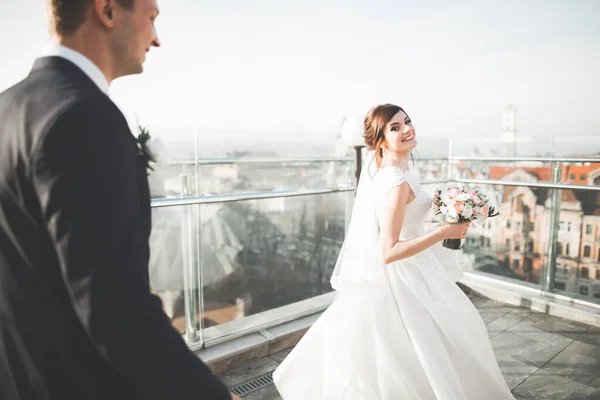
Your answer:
1;0;599;144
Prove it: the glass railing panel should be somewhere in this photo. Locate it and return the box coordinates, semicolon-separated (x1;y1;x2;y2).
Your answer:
447;159;555;184
148;161;192;199
469;182;551;285
149;204;202;342
550;187;600;304
151;160;354;196
422;181;553;287
556;159;600;187
198;191;349;341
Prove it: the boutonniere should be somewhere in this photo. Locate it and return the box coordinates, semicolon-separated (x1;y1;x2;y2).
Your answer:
136;125;156;175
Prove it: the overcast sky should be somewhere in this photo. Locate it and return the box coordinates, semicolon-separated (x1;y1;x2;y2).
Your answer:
1;0;599;144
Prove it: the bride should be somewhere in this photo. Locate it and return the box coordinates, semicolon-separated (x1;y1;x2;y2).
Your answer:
273;104;513;399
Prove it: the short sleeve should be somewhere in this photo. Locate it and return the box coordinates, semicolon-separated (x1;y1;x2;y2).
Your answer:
374;167;420;199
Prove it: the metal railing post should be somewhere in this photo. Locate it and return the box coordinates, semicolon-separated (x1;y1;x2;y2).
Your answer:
181;169;199;343
344;165;353;235
194;129;204;342
544;163;562;292
353;146;363;188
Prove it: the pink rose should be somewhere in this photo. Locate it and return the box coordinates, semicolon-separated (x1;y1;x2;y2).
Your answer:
454;202;465;213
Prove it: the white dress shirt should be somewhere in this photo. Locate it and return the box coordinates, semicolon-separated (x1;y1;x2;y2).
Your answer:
40;43;110;95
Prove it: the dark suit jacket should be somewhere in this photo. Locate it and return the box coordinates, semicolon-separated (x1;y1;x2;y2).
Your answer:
0;57;230;400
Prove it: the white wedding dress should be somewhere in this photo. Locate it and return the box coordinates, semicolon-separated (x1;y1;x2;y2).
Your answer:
273;164;513;400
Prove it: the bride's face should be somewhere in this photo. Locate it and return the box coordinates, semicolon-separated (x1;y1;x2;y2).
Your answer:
383;110;416;153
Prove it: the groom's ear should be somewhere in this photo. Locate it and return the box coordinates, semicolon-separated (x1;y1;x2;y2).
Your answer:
93;0;117;28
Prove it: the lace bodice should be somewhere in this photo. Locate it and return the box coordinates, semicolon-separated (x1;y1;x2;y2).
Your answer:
372;166;432;240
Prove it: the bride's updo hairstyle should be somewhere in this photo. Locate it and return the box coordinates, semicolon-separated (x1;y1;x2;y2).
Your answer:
363;103;407;168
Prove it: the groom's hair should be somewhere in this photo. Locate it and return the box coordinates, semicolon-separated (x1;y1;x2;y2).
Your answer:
50;0;136;36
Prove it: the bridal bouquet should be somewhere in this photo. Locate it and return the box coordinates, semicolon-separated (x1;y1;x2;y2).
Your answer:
432;187;499;250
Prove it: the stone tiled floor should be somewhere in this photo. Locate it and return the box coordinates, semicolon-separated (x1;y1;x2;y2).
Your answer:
218;295;600;399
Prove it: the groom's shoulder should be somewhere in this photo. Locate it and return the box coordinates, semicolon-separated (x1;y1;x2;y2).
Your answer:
0;68;126;138
0;69;130;169
1;67;114;117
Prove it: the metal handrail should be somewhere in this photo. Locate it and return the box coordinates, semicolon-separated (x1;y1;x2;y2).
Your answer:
149;177;599;209
169;157;354;165
150;186;356;208
422;179;453;185
453;178;600;192
166;155;600;166
448;156;600;163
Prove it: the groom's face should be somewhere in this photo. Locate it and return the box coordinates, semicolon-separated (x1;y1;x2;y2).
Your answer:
112;0;161;76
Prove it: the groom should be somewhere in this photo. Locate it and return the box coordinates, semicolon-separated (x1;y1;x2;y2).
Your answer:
0;0;239;399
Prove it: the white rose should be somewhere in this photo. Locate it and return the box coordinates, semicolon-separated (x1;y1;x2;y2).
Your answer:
461;204;473;219
447;205;458;218
457;193;470;202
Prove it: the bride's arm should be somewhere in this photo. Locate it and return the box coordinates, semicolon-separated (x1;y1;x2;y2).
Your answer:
380;183;469;264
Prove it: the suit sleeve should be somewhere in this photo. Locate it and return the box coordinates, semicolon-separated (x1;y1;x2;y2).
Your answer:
32;100;231;400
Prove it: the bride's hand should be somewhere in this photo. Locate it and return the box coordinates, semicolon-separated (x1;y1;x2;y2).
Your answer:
440;221;471;240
